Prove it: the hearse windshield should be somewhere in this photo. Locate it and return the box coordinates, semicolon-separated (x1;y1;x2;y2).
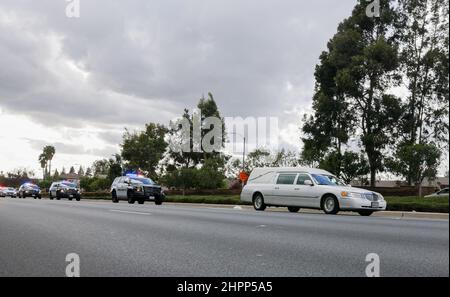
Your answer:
311;174;338;186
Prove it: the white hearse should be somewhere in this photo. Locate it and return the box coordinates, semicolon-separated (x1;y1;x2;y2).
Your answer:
241;167;387;216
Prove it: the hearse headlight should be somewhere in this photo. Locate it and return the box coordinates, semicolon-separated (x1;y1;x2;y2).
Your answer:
341;191;363;199
350;192;363;199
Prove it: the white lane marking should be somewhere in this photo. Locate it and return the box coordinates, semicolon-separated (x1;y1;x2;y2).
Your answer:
109;210;152;216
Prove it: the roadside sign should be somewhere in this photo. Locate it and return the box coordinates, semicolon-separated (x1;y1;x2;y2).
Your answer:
239;172;249;183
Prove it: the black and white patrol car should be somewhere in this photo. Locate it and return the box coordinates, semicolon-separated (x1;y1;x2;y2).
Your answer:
18;183;42;199
49;181;82;201
110;174;165;205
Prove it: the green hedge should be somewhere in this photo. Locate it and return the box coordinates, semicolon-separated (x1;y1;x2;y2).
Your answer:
385;196;449;213
165;195;249;205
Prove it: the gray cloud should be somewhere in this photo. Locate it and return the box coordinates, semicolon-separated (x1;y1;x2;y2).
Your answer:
25;137;118;157
0;0;356;130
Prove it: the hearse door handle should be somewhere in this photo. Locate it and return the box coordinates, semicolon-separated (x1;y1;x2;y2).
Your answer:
294;188;300;190
274;187;280;190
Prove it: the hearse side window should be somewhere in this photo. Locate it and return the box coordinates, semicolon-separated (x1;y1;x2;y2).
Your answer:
297;174;313;185
276;174;297;185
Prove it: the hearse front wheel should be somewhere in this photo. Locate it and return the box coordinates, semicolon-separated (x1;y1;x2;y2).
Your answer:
322;195;340;215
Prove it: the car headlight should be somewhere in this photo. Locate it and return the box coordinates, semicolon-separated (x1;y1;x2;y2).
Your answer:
134;186;142;192
341;191;363;199
351;192;363;199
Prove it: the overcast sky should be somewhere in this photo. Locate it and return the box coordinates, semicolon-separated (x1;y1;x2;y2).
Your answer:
0;0;359;176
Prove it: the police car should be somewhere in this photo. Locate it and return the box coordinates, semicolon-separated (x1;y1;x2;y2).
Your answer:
49;181;82;201
0;187;18;198
110;174;165;205
18;183;42;199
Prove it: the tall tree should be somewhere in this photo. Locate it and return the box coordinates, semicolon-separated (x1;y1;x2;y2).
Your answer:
85;167;93;177
43;146;56;177
121;123;168;179
77;166;85;177
302;43;356;170
108;154;123;181
92;159;110;176
39;153;47;179
53;169;60;180
308;0;403;186
388;0;449;186
69;166;76;174
167;93;226;169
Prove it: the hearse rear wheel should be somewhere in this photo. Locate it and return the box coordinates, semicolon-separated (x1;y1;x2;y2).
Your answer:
253;193;266;211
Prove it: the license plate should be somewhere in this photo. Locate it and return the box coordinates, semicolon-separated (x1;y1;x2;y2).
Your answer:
69;195;74;198
371;202;379;208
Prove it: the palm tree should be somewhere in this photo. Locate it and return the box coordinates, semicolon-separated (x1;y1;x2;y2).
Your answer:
43;146;56;177
39;153;47;179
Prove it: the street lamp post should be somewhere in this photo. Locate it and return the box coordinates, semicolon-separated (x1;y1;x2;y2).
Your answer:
230;132;247;173
242;136;246;173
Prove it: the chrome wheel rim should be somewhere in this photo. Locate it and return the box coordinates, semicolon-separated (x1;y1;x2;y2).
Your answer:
324;197;335;212
255;197;263;209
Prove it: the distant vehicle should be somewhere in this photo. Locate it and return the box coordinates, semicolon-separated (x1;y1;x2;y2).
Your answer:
425;188;449;198
18;183;41;199
0;187;17;198
49;181;81;201
241;167;387;216
110;174;165;205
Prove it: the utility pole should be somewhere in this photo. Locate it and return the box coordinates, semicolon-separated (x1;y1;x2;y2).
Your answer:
242;136;246;173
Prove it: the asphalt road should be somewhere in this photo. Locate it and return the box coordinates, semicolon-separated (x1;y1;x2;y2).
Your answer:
0;198;448;277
